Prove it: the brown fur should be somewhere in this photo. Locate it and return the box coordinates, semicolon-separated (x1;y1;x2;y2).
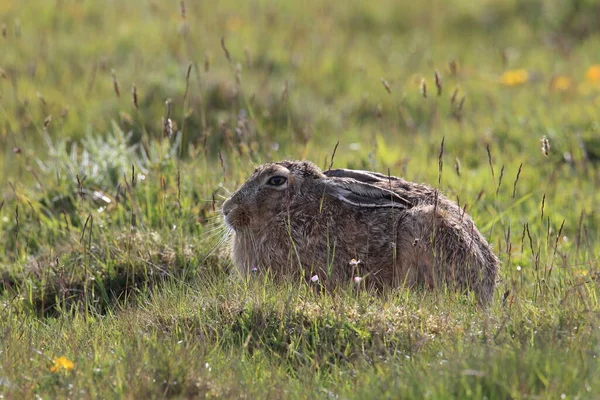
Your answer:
222;160;499;304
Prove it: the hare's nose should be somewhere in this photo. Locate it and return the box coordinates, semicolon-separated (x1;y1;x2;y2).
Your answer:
222;198;233;216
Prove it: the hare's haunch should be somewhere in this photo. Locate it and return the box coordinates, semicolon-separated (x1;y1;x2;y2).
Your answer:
222;160;499;304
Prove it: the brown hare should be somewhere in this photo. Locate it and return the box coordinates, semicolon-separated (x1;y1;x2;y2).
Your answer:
222;160;499;304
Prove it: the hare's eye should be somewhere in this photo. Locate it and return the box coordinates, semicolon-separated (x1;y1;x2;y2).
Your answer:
267;176;287;186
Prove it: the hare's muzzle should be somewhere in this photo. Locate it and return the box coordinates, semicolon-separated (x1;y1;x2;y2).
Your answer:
222;197;237;229
222;198;232;216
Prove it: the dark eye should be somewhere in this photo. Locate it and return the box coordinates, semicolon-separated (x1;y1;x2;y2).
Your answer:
267;176;287;186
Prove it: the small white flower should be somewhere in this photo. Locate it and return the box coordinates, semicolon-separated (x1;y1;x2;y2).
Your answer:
516;266;522;271
251;266;258;272
353;276;362;283
310;275;319;282
349;258;362;267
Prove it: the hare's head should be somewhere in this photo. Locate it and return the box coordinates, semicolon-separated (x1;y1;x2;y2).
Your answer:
221;161;325;231
222;160;411;232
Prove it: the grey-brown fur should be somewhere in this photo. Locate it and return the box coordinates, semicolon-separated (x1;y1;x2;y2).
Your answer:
222;160;499;304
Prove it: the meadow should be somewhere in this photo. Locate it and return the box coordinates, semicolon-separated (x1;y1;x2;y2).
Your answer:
1;0;599;398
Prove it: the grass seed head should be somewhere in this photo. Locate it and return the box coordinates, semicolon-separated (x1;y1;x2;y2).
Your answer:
458;96;466;111
541;135;550;156
132;84;139;109
380;77;392;94
111;69;120;98
221;36;232;63
180;1;186;19
448;60;459;75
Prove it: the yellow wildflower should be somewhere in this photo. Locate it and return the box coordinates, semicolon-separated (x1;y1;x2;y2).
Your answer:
226;16;243;32
500;69;529;86
550;75;572;92
585;65;600;82
50;356;75;373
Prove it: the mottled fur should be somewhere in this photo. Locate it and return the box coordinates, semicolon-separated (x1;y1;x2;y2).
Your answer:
222;160;499;304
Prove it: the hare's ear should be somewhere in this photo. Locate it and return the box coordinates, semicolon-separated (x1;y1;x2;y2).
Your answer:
324;168;399;183
324;179;411;209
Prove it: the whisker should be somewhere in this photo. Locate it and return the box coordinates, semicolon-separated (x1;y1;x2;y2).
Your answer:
200;235;230;265
218;183;232;195
200;224;228;237
193;198;225;203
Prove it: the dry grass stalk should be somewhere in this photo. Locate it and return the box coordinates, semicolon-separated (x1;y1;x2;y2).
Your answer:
177;169;181;203
448;60;458;76
438;136;445;185
496;165;504;197
327;141;340;171
111;69;120;98
132;84;139;109
218;149;226;179
512;162;523;198
541;193;546;221
458;96;466;111
420;78;427;98
486;144;495;179
221;36;232;63
380;77;392;94
37;92;47;108
520;223;527;254
76;174;85;200
525;223;534;257
551;219;566;261
180;1;186;19
131;164;137;188
183;63;193;104
434;70;442;96
451;88;458;105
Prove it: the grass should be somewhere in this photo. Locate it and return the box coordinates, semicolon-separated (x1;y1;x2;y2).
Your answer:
1;0;600;398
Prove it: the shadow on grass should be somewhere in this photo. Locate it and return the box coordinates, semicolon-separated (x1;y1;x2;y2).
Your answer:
0;231;231;317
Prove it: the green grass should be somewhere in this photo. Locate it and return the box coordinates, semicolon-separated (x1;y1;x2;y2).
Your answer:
1;0;600;398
